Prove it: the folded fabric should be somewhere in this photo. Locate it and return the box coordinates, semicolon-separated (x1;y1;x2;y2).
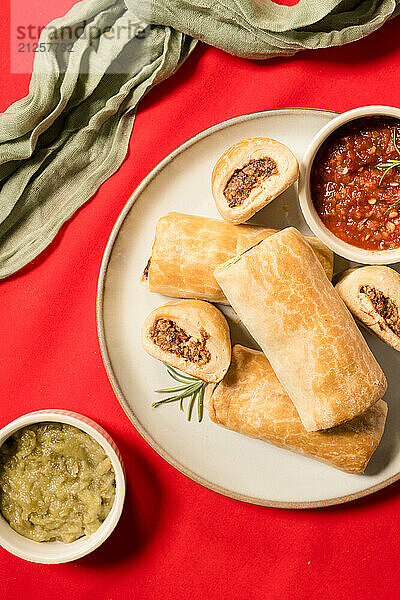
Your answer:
131;0;400;58
0;0;398;277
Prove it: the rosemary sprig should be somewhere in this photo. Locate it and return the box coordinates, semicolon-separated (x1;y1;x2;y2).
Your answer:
393;126;400;155
374;128;400;215
378;161;400;187
383;196;400;215
152;366;206;422
377;128;400;186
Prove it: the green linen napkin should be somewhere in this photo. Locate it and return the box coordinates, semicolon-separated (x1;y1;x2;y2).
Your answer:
131;0;400;58
0;0;398;278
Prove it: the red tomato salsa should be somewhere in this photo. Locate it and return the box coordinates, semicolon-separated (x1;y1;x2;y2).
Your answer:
311;117;400;251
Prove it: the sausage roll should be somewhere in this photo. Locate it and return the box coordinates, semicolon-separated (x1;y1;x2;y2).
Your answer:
336;266;400;352
234;225;333;280
206;345;387;474
141;300;231;383
211;138;299;224
214;227;387;432
142;213;333;304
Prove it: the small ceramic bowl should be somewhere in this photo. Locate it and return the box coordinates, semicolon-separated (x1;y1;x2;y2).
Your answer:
299;105;400;264
0;410;126;564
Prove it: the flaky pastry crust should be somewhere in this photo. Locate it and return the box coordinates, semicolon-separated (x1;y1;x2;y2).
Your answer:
142;213;333;303
206;345;387;474
214;228;387;431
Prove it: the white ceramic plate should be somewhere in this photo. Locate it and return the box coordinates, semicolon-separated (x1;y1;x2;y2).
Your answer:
97;108;400;508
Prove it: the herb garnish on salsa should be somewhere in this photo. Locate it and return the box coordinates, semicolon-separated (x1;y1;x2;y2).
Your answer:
311;117;400;251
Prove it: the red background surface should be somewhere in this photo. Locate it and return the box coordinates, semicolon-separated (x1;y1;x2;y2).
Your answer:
1;2;400;598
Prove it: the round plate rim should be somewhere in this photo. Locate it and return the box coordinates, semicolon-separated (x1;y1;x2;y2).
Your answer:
96;107;400;509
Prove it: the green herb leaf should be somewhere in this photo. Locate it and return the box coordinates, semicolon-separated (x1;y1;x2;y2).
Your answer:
166;366;197;383
377;160;400;168
155;384;194;393
378;163;400;186
393;127;400;157
384;198;400;215
197;385;205;422
187;391;197;421
153;365;206;422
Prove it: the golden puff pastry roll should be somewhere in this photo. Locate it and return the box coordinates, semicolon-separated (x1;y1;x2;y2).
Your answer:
142;213;333;304
141;300;231;383
214;227;387;432
336;266;400;352
234;225;333;281
211;138;299;224
206;345;388;474
142;213;241;303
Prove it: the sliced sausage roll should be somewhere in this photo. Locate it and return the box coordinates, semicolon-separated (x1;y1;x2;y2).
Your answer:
336;266;400;351
211;138;299;224
206;345;388;474
141;300;231;382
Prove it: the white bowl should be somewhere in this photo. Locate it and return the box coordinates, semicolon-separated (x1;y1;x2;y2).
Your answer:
299;105;400;264
0;410;126;564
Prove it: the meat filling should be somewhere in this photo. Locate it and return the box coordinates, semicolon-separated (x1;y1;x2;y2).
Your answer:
143;258;151;280
360;285;400;336
150;318;211;364
223;157;278;208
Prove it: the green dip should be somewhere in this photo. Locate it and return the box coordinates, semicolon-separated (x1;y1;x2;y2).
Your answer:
0;422;116;543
